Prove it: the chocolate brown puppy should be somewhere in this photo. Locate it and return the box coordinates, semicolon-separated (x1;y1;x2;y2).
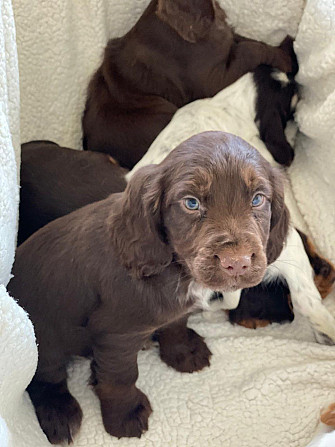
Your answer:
19;141;332;333
18;140;127;245
82;0;293;168
9;132;288;442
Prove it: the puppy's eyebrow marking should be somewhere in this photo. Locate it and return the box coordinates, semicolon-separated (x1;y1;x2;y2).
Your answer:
178;168;213;197
241;166;269;194
241;166;257;188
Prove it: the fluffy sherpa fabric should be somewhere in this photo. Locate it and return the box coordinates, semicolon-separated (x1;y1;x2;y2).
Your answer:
290;0;335;263
0;3;44;446
0;0;20;286
0;0;334;446
0;285;47;447
12;0;152;150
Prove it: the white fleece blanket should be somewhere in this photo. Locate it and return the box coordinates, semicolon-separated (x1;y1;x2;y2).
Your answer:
1;0;335;446
290;0;335;263
0;1;45;446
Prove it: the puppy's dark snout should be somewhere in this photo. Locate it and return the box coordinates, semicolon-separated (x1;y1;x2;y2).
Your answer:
217;253;253;276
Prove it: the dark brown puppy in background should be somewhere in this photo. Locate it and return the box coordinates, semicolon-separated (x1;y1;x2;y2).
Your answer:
82;0;293;168
18;141;127;245
9;132;289;443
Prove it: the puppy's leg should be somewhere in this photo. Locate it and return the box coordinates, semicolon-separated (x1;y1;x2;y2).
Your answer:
219;39;293;89
91;332;152;439
265;228;335;343
27;370;82;445
157;317;212;373
26;329;82;445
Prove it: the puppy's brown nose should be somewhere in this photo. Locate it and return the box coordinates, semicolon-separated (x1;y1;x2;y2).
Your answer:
219;254;252;276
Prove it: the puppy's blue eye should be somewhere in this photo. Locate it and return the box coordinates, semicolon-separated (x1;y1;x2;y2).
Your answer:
184;198;200;210
252;194;265;207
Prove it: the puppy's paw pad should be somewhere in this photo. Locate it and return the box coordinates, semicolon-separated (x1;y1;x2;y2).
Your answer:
160;328;212;373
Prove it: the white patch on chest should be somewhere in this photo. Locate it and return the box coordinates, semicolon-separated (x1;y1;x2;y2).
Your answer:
187;281;242;312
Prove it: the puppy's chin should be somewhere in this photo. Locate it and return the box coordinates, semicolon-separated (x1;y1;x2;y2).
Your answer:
199;275;265;292
189;263;267;292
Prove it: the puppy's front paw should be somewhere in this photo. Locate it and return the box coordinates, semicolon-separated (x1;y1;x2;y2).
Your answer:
101;388;152;438
29;385;82;444
159;328;212;373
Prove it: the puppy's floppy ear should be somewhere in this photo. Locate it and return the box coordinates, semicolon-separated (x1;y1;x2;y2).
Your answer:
156;0;215;43
111;165;173;279
266;167;290;265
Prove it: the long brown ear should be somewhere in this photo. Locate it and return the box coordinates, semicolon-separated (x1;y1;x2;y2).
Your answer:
110;165;173;279
266;167;290;264
156;0;215;43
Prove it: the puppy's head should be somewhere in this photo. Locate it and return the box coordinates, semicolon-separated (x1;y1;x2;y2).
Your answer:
156;0;228;43
113;131;289;292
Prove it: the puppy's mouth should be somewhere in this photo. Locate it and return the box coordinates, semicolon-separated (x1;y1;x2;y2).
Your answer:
187;252;267;292
196;270;266;292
